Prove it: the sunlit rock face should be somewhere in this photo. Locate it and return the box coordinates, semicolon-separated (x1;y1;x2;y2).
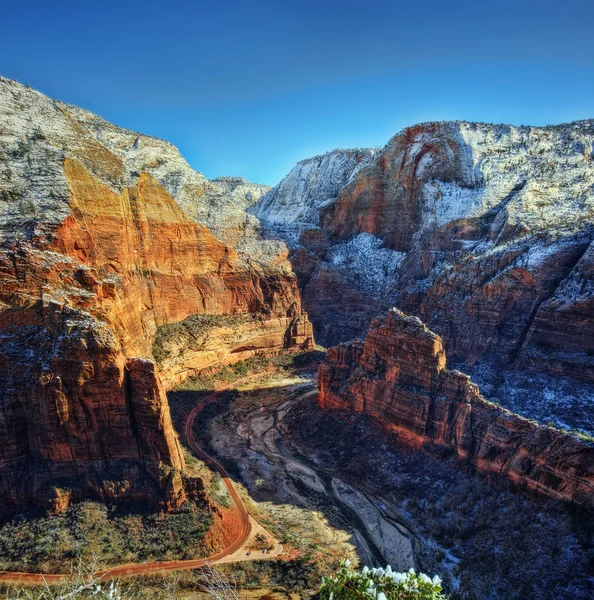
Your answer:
0;77;313;514
319;310;594;508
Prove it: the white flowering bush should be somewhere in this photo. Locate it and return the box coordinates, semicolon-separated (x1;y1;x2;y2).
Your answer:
320;560;446;600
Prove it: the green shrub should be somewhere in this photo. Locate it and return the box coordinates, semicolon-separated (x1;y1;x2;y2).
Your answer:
152;313;256;364
0;499;212;573
320;560;446;600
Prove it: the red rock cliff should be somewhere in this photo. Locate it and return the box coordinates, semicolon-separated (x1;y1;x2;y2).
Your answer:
256;121;594;389
318;309;594;508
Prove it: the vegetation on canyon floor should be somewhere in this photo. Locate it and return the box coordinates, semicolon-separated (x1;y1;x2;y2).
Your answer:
0;350;324;578
3;560;446;599
3;359;591;599
0;499;212;573
173;349;325;392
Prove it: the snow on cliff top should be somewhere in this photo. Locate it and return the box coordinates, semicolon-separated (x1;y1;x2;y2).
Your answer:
251;148;377;226
0;77;273;258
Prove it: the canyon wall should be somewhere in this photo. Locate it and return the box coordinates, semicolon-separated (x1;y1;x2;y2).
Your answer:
340;122;594;381
250;149;393;344
0;77;312;513
253;121;594;434
255;121;594;365
318;309;594;508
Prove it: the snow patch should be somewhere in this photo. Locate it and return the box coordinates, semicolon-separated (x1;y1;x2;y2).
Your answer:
327;233;404;298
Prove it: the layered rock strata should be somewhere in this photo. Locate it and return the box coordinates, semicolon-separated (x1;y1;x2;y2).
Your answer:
153;312;312;388
318;309;594;508
0;77;312;513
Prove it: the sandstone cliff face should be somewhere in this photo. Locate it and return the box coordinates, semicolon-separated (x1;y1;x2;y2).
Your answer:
61;100;280;266
323;122;594;248
0;77;312;513
0;299;186;514
322;122;594;375
153;312;312;388
255;121;594;353
318;310;594;508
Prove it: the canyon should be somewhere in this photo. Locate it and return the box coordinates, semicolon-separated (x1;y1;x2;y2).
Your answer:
0;73;593;600
0;77;312;514
0;73;593;562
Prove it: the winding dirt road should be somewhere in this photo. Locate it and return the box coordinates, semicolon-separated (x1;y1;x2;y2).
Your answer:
0;374;282;586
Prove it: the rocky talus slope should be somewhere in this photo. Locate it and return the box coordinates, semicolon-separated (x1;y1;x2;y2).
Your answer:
253;121;594;433
0;77;313;514
318;309;594;508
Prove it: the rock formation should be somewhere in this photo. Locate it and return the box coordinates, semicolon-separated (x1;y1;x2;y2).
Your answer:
252;149;376;227
251;149;386;344
0;77;313;514
318;309;594;508
253;121;594;433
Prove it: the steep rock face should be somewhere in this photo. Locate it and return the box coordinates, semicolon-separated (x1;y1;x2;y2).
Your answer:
323;121;594;249
255;121;594;432
318;310;594;508
515;238;594;383
0;300;186;515
62;101;280;265
321;122;594;373
0;77;313;513
55;158;303;357
252;149;376;227
153;313;313;388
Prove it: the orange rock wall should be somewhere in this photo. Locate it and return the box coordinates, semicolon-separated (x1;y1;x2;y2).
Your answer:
318;310;594;508
0;159;313;514
55;159;305;357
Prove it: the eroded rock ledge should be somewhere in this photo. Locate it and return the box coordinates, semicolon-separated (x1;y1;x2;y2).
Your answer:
318;309;594;508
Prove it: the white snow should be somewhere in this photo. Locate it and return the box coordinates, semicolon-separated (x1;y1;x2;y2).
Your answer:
327;233;404;297
252;148;376;226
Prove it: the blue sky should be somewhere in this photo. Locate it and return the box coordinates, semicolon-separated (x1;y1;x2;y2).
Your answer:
2;0;593;185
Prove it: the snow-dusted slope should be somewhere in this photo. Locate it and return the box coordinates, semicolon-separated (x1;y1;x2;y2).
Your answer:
177;176;287;263
59;99;210;198
251;148;376;227
59;104;275;253
60;97;280;263
250;146;403;344
418;121;594;236
0;76;280;264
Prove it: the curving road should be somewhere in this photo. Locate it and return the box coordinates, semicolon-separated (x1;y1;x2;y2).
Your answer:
0;374;280;586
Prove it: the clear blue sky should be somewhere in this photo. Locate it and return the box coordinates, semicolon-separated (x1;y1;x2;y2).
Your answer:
2;0;593;185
